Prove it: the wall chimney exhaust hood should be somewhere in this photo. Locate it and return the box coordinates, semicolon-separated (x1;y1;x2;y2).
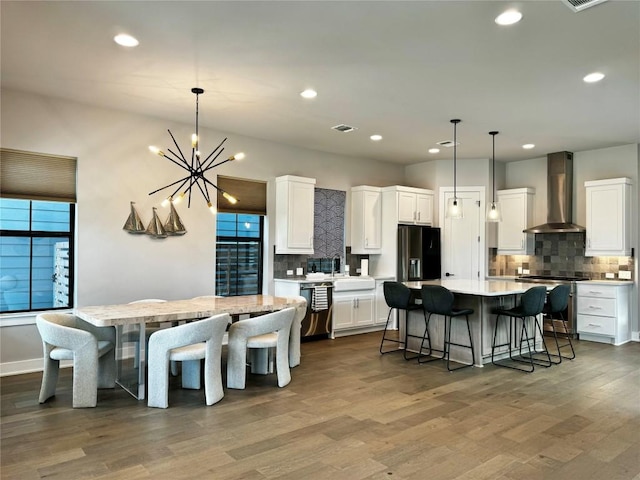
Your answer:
523;151;586;234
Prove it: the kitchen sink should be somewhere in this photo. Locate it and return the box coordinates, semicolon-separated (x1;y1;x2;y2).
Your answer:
305;273;349;280
333;277;375;291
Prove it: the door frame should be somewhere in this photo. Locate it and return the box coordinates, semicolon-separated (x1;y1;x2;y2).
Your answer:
438;186;486;280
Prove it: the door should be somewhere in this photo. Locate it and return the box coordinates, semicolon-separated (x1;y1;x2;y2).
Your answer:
398;192;416;223
439;188;483;280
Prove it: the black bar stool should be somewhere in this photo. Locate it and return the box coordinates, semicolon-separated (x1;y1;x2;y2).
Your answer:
379;282;425;359
543;284;575;363
492;286;549;372
418;285;475;371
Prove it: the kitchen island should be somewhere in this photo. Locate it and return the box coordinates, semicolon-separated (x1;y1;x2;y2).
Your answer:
401;279;539;367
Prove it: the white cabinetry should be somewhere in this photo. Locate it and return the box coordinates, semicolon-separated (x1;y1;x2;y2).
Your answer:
351;186;382;254
333;291;375;331
496;188;535;255
584;178;632;256
275;175;315;254
374;278;394;326
386;186;434;226
577;283;631;345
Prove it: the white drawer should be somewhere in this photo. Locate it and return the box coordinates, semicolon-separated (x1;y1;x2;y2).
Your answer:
577;284;616;299
577;297;616;317
577;314;616;336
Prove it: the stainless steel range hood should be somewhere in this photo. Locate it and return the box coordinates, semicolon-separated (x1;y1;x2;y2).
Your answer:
523;152;586;234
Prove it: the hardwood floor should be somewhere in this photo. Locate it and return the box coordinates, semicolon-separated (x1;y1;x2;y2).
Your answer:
2;333;639;479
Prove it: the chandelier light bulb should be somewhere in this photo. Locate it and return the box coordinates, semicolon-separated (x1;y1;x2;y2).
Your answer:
161;197;171;208
222;192;238;204
173;192;185;205
191;134;198;147
148;145;163;156
231;152;245;161
207;202;217;214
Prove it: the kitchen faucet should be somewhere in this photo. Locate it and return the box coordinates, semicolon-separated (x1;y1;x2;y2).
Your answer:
331;255;341;276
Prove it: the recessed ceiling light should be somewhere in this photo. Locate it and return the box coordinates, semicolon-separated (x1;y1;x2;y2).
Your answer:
495;10;523;26
522;144;535;149
300;89;317;99
370;134;382;141
114;33;139;47
583;72;605;83
428;148;440;154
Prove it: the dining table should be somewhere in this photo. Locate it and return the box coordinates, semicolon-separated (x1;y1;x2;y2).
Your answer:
75;295;306;400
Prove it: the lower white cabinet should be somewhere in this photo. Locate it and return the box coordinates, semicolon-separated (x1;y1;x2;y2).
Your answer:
333;291;375;331
577;283;631;345
374;279;392;326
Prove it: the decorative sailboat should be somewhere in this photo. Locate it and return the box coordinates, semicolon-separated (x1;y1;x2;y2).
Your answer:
145;207;167;238
163;202;187;235
123;202;146;234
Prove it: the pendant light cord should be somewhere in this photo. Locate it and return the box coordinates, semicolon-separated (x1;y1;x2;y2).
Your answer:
489;131;499;204
451;119;461;200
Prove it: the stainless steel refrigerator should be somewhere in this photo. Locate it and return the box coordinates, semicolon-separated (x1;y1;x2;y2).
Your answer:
397;225;441;281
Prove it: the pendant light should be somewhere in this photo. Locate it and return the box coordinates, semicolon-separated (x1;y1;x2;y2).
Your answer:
446;119;463;219
486;131;502;222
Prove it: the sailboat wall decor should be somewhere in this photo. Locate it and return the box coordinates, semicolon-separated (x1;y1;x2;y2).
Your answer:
145;207;168;239
123;202;146;234
164;202;187;235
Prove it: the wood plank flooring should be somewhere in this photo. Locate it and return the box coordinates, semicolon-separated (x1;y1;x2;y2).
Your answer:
2;333;639;479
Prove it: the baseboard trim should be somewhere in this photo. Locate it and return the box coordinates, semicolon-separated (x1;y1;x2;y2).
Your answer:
0;358;72;377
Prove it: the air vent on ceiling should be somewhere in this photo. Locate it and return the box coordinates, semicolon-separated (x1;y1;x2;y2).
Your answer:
332;124;357;133
561;0;608;12
436;140;459;148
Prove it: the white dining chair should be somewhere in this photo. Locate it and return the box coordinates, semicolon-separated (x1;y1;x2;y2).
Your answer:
36;313;116;408
147;313;230;408
227;307;295;389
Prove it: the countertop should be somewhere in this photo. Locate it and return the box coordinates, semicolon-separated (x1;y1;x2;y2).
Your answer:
488;275;634;286
274;275;393;284
404;279;533;296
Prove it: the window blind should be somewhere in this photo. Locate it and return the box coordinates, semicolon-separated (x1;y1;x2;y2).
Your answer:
216;176;266;215
0;148;77;202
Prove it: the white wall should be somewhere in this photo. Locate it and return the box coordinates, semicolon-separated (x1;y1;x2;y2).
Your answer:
0;88;405;373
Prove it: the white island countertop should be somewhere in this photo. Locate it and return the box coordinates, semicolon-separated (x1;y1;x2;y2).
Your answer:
403;279;534;297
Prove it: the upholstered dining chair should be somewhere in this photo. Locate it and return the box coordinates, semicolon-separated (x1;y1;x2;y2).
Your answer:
147;313;230;408
227;307;295;389
36;313;116;408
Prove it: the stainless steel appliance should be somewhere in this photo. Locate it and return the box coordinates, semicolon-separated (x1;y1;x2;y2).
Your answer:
397;225;441;281
299;281;333;340
523;152;586;234
514;274;589;335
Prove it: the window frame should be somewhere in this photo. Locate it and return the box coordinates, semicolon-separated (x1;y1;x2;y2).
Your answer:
215;213;264;297
0;200;76;314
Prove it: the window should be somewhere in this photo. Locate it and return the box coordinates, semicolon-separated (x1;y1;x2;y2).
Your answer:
0;199;75;313
215;213;263;296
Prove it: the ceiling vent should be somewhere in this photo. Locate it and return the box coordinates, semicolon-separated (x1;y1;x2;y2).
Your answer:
436;140;459;148
331;124;357;133
561;0;608;12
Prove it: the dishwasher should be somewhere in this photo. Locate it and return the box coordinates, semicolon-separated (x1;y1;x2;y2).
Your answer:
299;282;333;340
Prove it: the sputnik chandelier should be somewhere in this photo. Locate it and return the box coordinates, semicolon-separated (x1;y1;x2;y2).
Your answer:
148;87;245;214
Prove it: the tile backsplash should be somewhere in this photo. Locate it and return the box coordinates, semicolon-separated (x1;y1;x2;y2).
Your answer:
488;232;634;280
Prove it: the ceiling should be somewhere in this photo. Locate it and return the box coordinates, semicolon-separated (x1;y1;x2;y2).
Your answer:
1;1;639;165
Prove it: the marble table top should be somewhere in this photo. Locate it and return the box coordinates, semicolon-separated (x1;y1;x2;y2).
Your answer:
403;279;542;297
75;295;305;327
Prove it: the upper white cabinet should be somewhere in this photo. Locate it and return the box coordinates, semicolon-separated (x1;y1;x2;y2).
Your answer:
384;186;434;225
350;186;382;254
275;175;315;254
584;178;632;257
496;188;535;255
